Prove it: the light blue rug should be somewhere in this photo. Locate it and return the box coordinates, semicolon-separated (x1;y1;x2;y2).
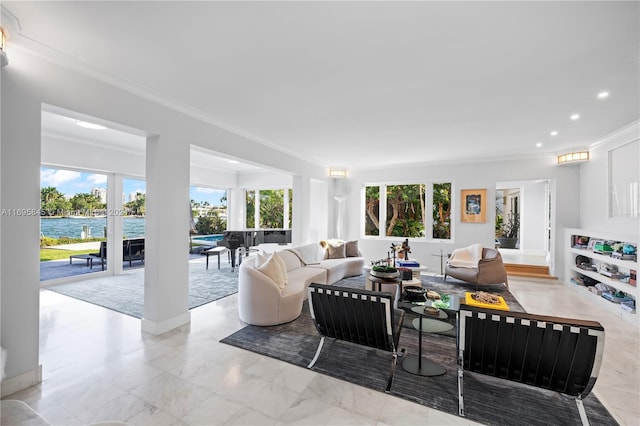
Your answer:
45;258;238;318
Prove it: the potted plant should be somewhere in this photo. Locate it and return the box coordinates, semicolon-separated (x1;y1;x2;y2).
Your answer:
497;212;519;249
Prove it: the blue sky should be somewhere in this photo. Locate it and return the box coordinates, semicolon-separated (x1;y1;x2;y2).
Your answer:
40;168;227;206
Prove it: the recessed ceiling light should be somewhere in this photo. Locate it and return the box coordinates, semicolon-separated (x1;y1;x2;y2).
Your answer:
536;142;542;148
597;91;609;99
75;120;106;130
570;114;580;120
550;131;558;136
227;160;239;164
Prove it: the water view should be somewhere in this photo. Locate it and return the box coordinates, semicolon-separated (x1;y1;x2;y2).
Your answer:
41;217;145;239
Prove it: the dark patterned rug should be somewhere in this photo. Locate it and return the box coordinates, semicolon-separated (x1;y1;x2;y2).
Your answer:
221;274;616;426
45;260;238;318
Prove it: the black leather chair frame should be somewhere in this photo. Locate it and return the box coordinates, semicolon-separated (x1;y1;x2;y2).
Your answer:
91;239;145;271
457;305;605;425
307;283;405;392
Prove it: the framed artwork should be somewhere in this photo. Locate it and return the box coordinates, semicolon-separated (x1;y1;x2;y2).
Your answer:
461;189;487;223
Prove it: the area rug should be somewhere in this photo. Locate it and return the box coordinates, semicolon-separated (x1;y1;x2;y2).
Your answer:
45;260;238;318
220;275;616;426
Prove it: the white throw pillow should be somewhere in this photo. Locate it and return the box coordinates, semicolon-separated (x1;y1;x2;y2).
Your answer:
272;252;288;286
295;243;320;264
256;251;270;268
256;253;287;289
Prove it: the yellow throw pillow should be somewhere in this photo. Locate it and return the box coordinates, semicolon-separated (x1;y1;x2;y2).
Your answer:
256;253;287;289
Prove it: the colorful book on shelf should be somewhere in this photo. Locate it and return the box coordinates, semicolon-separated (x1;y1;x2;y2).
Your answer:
397;260;420;267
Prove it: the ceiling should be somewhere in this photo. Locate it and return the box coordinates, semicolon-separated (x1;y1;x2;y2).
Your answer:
5;1;640;171
41;108;264;173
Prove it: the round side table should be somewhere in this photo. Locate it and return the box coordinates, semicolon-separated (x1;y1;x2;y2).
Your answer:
402;306;453;376
369;275;402;308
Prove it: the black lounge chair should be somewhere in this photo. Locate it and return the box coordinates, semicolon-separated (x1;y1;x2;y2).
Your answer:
307;283;405;392
457;305;605;425
90;239;145;271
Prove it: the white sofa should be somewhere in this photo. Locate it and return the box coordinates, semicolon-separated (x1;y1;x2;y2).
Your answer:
238;242;365;326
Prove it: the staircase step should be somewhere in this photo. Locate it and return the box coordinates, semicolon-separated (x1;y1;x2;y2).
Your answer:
505;263;556;279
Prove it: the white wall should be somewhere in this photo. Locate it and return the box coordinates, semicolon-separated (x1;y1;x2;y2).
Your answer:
520;180;548;253
579;122;640;237
343;157;581;276
498;179;548;253
238;170;292;189
308;179;328;243
190;164;237;190
42;134;146;177
0;48;328;394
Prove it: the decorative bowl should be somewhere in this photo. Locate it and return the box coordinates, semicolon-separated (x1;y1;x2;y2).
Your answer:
404;286;426;302
370;270;400;279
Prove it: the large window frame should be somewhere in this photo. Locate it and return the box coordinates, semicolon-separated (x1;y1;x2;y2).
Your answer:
245;187;292;229
362;181;454;242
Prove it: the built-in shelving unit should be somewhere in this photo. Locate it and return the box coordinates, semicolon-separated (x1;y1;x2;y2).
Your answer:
565;228;638;327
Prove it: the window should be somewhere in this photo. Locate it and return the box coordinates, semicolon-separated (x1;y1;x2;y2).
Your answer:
364;182;452;240
123;178;146;238
190;186;227;235
432;183;451;239
364;186;380;236
40;167;108;280
245;188;292;229
259;189;284;228
246;190;255;228
386;184;425;237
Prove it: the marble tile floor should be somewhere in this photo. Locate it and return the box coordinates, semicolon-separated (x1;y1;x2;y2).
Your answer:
3;277;638;425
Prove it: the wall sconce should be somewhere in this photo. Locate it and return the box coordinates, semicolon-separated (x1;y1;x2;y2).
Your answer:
557;151;590;165
1;5;22;67
329;168;347;178
0;27;7;67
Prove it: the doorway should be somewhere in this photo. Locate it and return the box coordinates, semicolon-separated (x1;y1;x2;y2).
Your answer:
496;180;552;270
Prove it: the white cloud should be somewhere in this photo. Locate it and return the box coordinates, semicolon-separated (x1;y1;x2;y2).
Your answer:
86;174;107;185
40;169;81;186
195;187;221;194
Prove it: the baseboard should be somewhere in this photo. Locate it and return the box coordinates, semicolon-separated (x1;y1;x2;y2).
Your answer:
1;364;42;398
141;311;191;335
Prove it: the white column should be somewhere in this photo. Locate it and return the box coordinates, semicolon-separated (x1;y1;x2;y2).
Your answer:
142;134;191;335
106;173;124;274
0;71;42;396
227;188;245;230
292;175;311;246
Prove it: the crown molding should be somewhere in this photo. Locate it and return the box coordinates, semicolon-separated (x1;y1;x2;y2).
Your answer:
41;130;145;157
589;120;640;151
1;5;22;37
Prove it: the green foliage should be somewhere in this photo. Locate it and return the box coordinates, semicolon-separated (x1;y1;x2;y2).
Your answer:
259;189;284;228
386;184;425;238
246;191;255;228
432;183;451;239
40;248;98;262
41;186;71;216
365;186;380;236
70;192;104;212
195;211;227;235
500;212;520;239
40;236;104;247
125;193;146;216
